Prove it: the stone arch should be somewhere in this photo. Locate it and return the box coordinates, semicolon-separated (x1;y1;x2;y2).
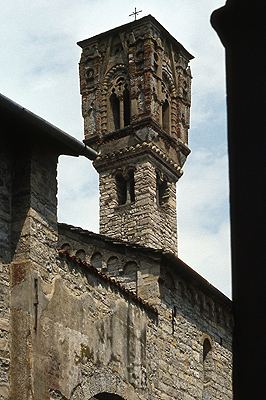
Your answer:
107;256;119;275
91;252;103;270
91;394;126;400
115;167;135;205
122;261;138;292
201;334;214;386
70;367;141;400
61;243;71;252
75;249;86;261
102;65;130;133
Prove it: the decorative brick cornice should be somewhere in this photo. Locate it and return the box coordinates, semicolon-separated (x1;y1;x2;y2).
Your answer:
58;249;158;316
94;141;183;179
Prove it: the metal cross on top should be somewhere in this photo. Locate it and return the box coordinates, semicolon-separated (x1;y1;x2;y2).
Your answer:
129;7;142;20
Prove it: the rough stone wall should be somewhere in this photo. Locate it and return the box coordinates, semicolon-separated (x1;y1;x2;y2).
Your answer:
98;156;178;253
18;247;231;399
10;143;58;269
0;139;12;399
158;264;233;399
58;225;233;399
8;143;59;400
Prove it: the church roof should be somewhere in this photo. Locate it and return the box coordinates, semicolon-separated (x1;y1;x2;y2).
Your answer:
58;222;232;310
77;14;194;61
0;93;98;160
58;248;159;316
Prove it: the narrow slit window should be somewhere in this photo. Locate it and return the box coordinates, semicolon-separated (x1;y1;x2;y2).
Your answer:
157;173;169;206
116;173;127;205
203;338;213;384
162;99;170;134
116;170;135;205
110;90;120;130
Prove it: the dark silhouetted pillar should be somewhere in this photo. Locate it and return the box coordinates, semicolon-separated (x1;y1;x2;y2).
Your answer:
211;1;266;398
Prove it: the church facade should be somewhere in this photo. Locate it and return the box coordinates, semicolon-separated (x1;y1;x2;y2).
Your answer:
0;16;232;400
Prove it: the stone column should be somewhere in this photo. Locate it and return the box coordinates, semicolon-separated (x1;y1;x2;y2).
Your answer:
10;142;58;399
212;2;266;398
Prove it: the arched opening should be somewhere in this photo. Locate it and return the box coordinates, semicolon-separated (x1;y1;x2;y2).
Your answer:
156;173;169;206
108;74;131;132
60;243;70;252
162;99;170;134
123;261;138;292
107;256;119;275
91;252;103;270
203;337;213;384
92;393;126;400
110;90;120;130
115;170;135;205
75;249;86;261
116;172;127;205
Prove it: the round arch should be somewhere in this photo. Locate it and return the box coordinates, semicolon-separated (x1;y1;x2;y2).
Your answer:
69;367;141;400
92;394;126;400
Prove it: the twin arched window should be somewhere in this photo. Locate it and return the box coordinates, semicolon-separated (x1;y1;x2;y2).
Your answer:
109;77;130;131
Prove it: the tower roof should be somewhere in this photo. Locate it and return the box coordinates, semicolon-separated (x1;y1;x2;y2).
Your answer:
77;14;194;61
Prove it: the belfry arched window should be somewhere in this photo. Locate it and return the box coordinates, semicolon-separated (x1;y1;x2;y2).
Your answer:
115;169;135;205
109;76;131;131
110;89;120;130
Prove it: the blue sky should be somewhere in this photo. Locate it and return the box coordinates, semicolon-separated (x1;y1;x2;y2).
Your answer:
0;0;231;297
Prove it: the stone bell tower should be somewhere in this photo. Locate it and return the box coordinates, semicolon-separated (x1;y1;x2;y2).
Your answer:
78;15;193;254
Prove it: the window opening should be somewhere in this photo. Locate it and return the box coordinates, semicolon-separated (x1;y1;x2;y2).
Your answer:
110;90;120;130
116;170;135;205
116;173;127;205
157;173;169;206
203;338;213;384
162;99;170;134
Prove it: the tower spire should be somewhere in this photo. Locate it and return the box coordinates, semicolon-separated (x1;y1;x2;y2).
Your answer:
78;15;193;254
